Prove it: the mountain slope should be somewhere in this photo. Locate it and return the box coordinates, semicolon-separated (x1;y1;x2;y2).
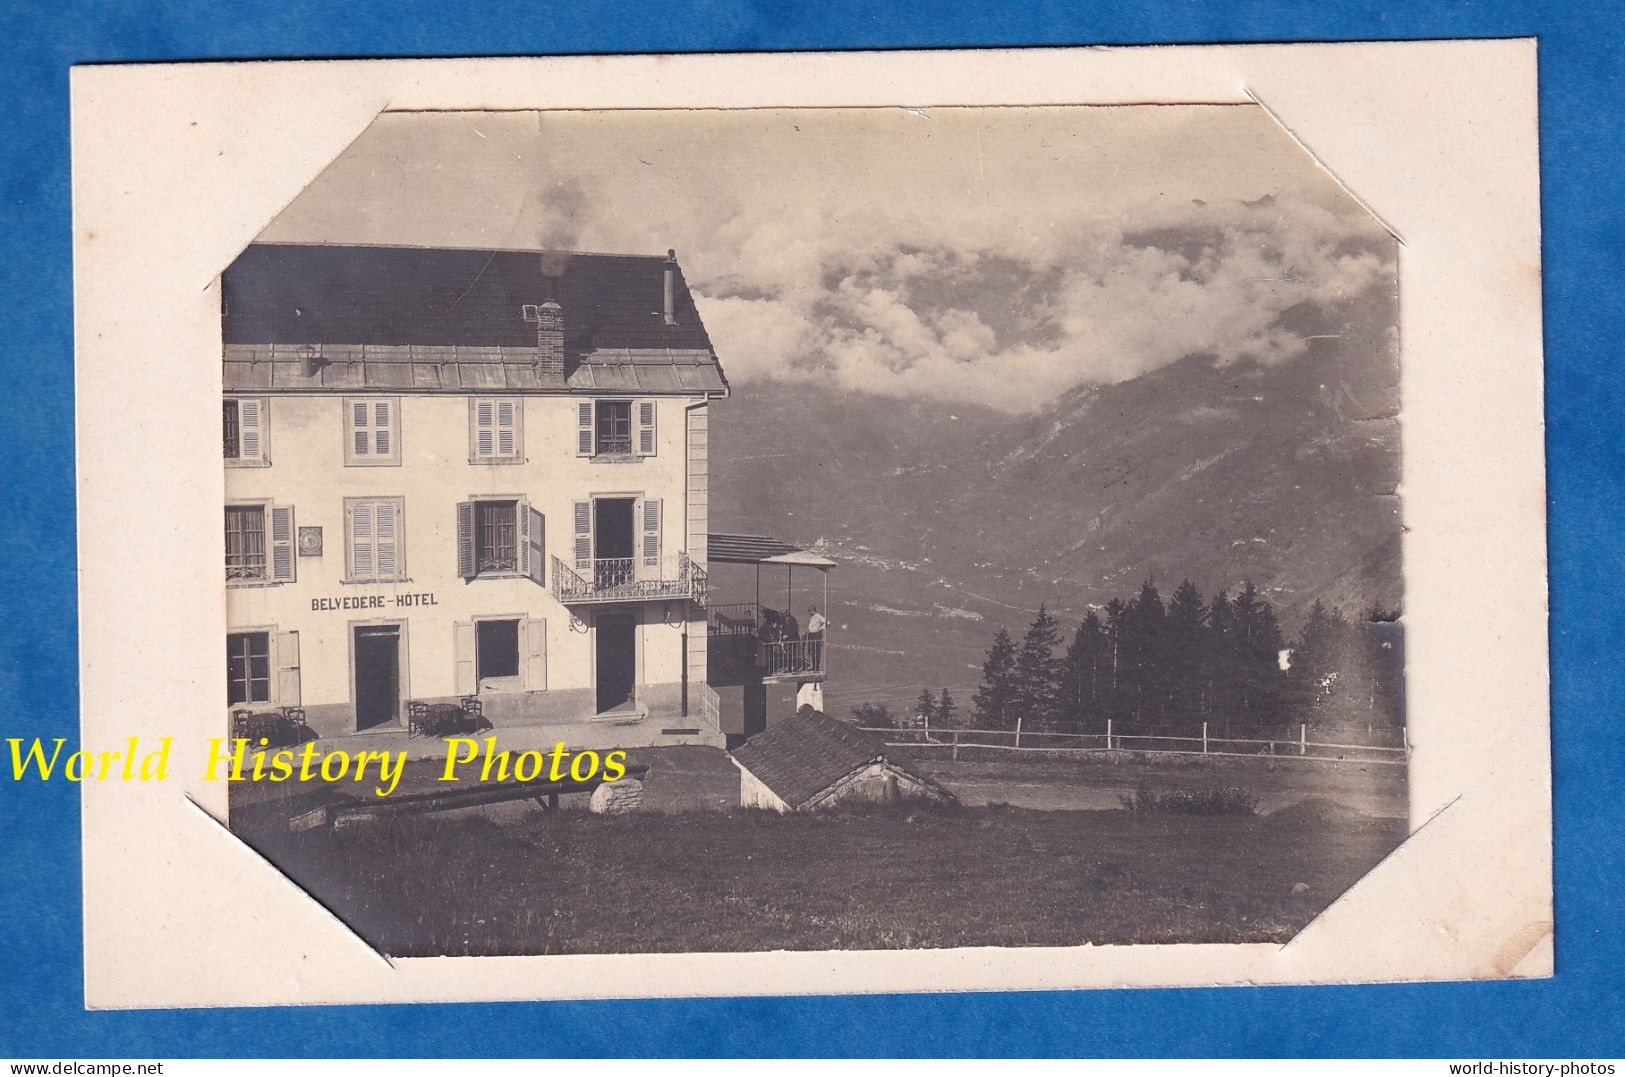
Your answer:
708;338;1401;711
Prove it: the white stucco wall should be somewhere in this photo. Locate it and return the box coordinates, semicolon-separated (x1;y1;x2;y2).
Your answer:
223;392;710;731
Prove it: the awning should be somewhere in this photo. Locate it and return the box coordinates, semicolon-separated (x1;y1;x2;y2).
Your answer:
707;533;837;569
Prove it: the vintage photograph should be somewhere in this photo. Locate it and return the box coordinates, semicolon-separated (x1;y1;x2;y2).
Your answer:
219;105;1406;957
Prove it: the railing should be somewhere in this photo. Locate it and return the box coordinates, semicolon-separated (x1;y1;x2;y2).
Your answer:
758;638;825;679
695;682;721;730
550;553;708;605
707;602;761;636
856;723;1410;766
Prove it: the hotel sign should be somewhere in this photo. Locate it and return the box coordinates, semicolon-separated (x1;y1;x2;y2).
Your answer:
311;592;439;612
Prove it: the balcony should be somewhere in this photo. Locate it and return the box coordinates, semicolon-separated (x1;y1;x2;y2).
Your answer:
550;553;707;606
707;602;827;683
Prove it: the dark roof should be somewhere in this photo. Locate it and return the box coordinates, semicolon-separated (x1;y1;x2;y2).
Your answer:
222;243;715;353
731;707;943;809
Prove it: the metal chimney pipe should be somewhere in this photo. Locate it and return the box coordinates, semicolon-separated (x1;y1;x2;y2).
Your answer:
663;249;677;326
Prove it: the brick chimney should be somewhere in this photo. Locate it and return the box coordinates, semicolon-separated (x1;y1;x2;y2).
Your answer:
534;298;565;378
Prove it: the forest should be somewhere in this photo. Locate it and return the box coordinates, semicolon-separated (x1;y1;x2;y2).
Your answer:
862;579;1406;745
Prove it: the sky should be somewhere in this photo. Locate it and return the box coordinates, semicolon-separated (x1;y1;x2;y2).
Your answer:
260;106;1396;413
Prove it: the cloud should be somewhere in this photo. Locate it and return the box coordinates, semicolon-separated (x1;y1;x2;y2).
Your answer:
691;196;1395;412
263;107;1397;412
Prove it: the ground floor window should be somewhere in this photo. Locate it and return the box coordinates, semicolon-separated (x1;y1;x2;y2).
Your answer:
227;631;271;705
476;619;521;682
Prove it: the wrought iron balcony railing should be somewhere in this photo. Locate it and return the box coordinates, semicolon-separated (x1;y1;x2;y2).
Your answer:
550;553;708;606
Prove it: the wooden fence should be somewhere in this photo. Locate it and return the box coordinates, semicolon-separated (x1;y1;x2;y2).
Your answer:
858;720;1410;766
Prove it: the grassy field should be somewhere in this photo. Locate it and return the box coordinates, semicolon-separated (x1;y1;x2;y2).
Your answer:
233;797;1405;957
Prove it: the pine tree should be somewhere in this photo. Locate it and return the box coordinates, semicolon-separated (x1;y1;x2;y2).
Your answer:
1207;589;1238;736
1013;604;1065;730
1122;580;1167;727
1103;598;1130;727
1285;598;1338;725
1230;581;1285;734
914;688;938;731
1165;579;1208;731
1061;610;1109;730
937;687;959;729
972;627;1019;730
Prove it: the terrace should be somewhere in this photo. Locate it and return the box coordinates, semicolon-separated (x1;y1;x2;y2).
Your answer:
705;533;835;685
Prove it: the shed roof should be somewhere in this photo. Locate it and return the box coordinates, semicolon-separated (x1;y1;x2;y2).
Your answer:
707;533;837;568
730;707;942;810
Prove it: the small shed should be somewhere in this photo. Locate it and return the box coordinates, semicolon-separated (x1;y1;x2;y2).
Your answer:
729;706;957;812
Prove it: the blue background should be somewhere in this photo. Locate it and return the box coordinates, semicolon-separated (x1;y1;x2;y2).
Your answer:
1;0;1619;1059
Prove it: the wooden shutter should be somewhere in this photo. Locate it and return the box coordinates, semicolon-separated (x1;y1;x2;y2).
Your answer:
576;401;594;456
637;400;657;456
372;401;393;456
523;618;548;690
453;622;475;696
348;500;374;580
516;502;531;579
526;505;545;586
497;400;518;458
641;498;662;568
238;399;264;462
473;400;495;458
375;499;400;580
573;501;591;569
274;630;301;707
456;501;475;579
350;400;370;458
269;505;296;583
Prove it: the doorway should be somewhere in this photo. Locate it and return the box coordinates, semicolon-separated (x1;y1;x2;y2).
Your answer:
593;497;636;589
353;624;401;731
595;612;637;714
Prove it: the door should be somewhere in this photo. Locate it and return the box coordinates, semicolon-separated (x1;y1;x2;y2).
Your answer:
595;612;637;714
354;625;401;730
593;497;635;589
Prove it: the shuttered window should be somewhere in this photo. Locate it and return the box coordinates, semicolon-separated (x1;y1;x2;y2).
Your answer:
456;499;545;585
475;500;516;573
469;398;523;462
228;503;294;584
345;497;405;582
223;398;267;464
344;398;400;465
595;401;632;455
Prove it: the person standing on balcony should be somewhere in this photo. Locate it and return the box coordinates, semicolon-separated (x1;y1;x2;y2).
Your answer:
806;605;826;672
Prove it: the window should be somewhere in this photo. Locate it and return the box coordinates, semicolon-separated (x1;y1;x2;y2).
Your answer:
476;619;521;682
454;617;547;695
578;399;658;458
475;500;516;573
469;398;523;463
344;398;400;465
596;401;631;455
225;503;295;584
227;631;271;706
223;398;267;464
225;505;265;580
456;499;545;585
345;497;405;583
